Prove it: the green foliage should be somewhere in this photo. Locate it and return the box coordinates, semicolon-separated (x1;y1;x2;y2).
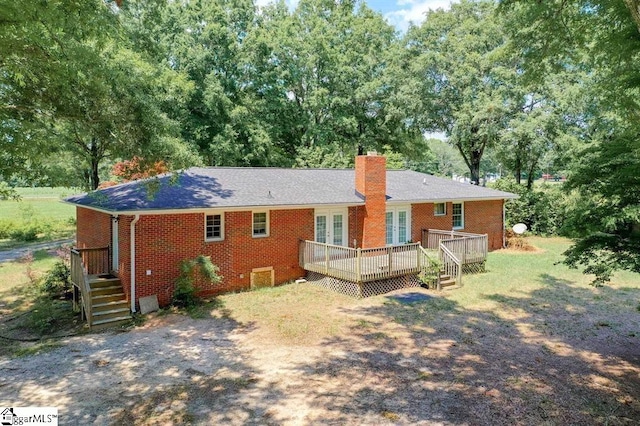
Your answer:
418;255;442;289
490;178;568;235
0;182;18;200
403;0;514;184
0;0;197;189
294;145;353;169
0;191;76;247
40;260;72;297
173;255;222;308
500;0;640;283
26;298;74;335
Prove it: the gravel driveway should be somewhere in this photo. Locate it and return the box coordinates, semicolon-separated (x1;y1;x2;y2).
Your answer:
0;239;74;263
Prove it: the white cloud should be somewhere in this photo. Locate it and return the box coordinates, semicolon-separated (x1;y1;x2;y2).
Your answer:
385;0;454;33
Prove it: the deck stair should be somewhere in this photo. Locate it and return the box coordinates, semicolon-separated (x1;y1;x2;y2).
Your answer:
88;277;131;330
437;271;458;290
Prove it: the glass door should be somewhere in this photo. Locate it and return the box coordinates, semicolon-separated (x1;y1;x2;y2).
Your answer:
315;209;348;246
386;207;410;245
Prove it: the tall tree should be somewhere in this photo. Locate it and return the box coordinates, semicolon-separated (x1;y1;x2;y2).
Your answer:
0;0;197;189
403;0;517;184
500;0;640;282
156;0;283;167
245;0;423;164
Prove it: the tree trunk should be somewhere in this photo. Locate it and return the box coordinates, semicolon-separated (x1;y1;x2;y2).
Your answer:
89;138;101;190
526;168;535;189
526;155;540;190
515;157;522;185
469;161;481;185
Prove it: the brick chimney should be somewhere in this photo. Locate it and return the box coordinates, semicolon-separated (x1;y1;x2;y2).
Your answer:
355;152;387;248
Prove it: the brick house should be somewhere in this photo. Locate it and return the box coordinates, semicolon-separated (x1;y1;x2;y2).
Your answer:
66;153;515;318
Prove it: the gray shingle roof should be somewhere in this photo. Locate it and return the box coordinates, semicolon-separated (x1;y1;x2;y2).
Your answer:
64;167;516;212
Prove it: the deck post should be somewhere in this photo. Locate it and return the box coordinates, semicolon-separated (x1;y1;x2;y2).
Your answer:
324;244;329;275
356;248;362;282
387;246;393;276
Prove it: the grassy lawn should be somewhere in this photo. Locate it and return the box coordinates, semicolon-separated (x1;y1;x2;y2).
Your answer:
217;236;639;345
0;250;81;356
1;236;638;424
0;187;78;250
203;236;640;423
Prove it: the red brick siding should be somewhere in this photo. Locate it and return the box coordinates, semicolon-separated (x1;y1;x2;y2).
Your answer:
76;207;111;249
412;200;504;250
355;154;387;248
348;206;365;248
464;200;504;250
118;209;313;308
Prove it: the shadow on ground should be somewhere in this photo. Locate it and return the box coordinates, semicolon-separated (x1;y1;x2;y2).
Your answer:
285;276;640;424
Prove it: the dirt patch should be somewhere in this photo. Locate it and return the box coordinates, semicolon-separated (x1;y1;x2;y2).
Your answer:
0;282;638;425
505;231;541;252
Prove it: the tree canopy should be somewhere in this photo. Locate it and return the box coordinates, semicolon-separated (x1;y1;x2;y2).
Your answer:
500;0;640;282
2;0;639;282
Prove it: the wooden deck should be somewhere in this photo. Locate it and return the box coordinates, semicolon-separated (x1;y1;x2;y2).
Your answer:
300;241;436;284
300;229;489;290
423;229;488;260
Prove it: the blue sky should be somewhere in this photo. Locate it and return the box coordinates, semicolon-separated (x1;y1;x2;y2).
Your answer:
255;1;455;32
365;0;454;31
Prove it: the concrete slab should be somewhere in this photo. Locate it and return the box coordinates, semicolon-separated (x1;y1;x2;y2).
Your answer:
139;295;159;314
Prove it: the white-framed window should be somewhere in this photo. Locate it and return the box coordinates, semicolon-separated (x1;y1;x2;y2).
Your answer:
205;213;224;241
252;211;269;237
452;202;464;229
434;202;446;216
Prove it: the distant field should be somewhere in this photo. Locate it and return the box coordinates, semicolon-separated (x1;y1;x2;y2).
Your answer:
0;187;79;249
14;187;83;199
0;187;78;222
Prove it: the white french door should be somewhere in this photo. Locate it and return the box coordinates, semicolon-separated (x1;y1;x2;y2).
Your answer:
315;209;348;246
386;206;411;245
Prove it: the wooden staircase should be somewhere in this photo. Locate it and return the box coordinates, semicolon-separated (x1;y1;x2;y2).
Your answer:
437;271;458;290
88;277;132;330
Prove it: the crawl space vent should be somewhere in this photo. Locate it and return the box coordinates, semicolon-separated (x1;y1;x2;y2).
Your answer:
251;267;274;289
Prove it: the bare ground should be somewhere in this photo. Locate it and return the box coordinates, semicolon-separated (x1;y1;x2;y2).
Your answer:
1;280;639;425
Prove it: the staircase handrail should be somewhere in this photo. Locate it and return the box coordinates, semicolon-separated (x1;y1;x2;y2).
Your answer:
439;242;462;288
70;248;93;328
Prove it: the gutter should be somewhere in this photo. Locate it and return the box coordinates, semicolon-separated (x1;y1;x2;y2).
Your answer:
130;214;141;313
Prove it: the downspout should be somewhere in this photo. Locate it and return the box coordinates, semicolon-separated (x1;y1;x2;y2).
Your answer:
130;214;141;313
502;200;506;248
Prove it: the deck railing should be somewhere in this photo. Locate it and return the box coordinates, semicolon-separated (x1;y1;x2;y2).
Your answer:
422;229;488;266
70;248;93;327
74;246;110;275
300;240;422;283
440;236;487;264
69;246;111;329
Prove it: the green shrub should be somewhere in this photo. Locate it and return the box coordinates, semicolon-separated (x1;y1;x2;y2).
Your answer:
8;221;44;242
0;219;15;239
26;298;73;335
490;178;570;235
40;260;72;297
418;256;441;289
173;255;222;308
